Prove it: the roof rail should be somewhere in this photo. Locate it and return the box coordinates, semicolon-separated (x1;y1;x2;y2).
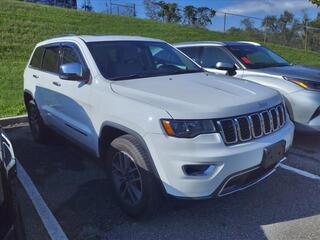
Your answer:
50;34;78;39
237;41;260;46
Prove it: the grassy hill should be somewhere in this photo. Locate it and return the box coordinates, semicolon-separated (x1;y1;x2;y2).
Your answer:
1;0;320;117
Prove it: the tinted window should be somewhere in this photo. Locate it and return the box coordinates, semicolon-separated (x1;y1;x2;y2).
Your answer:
87;41;203;80
179;47;201;64
42;47;60;73
62;46;81;65
201;47;234;68
30;47;45;69
151;45;182;66
226;45;289;69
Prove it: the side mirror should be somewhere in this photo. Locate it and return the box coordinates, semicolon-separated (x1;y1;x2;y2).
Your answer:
59;63;83;81
215;62;237;76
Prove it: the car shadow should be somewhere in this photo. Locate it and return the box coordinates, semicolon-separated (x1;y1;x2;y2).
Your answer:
5;125;320;240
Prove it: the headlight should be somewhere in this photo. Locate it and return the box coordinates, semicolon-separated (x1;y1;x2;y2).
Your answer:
161;119;216;138
284;77;320;91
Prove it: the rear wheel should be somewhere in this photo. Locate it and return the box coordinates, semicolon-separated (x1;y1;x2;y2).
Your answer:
106;134;162;219
26;100;49;143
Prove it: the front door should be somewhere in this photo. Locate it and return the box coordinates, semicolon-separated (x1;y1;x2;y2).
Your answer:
57;42;95;150
200;46;243;78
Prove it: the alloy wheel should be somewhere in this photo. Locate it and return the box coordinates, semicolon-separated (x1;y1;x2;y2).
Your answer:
111;151;143;206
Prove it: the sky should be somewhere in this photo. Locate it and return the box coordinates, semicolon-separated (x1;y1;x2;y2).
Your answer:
79;0;320;31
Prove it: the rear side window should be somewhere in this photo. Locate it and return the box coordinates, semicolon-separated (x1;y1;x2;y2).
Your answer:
179;47;202;64
201;47;234;68
42;47;60;73
30;47;45;69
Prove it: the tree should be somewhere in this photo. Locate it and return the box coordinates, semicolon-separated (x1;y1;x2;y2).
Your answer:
183;5;197;25
81;0;93;11
309;0;320;6
25;0;77;8
262;15;278;33
183;5;215;28
262;11;299;44
157;1;181;23
143;0;161;20
278;11;299;44
241;17;254;31
227;27;242;35
196;7;216;28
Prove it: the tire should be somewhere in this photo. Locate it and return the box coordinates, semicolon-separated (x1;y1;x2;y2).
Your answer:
26;99;49;144
106;134;162;219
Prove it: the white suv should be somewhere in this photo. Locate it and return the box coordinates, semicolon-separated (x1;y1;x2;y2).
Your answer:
24;35;294;218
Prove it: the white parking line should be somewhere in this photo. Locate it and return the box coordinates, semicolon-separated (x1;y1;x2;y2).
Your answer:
17;161;68;240
279;163;320;180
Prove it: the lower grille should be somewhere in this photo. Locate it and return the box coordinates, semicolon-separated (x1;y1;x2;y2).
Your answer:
217;103;286;145
219;163;276;196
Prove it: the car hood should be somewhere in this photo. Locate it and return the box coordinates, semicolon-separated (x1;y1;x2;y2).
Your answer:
252;65;320;82
110;72;282;119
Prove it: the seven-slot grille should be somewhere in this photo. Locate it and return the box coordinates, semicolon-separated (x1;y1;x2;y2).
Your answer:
217;104;286;145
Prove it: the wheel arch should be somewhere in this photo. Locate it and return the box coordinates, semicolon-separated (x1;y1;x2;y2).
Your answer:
24;90;34;106
98;121;162;182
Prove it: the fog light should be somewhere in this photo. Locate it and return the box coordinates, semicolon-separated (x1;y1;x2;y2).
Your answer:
183;164;215;176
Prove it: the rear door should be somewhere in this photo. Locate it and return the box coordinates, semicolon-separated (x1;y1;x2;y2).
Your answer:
178;46;202;64
34;44;64;129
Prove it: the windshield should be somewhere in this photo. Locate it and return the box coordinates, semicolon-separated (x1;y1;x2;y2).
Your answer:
226;45;290;69
86;41;203;80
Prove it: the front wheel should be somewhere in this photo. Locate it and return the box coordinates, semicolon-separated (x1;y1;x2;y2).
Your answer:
106;134;162;219
26;100;49;143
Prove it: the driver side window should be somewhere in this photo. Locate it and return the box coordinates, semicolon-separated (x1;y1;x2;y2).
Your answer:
62;46;81;65
201;47;234;68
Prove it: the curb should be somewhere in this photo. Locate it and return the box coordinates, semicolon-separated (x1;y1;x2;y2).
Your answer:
0;115;28;127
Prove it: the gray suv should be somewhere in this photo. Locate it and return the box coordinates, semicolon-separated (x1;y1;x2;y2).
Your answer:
175;41;320;133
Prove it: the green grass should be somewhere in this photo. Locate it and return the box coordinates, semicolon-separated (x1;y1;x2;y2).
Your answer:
1;0;320;117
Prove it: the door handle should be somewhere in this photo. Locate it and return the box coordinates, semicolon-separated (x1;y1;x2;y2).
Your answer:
33;74;39;79
52;81;61;87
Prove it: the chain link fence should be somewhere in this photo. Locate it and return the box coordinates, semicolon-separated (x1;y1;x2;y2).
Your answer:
210;11;320;52
23;0;320;52
104;1;136;17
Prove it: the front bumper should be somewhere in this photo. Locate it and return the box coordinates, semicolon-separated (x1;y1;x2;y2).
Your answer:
286;90;320;132
144;121;294;198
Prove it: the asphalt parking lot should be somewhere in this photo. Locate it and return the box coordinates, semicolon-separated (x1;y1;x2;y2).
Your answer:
4;124;320;240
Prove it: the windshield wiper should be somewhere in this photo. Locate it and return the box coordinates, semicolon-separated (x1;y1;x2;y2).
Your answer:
109;73;145;80
109;68;203;80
